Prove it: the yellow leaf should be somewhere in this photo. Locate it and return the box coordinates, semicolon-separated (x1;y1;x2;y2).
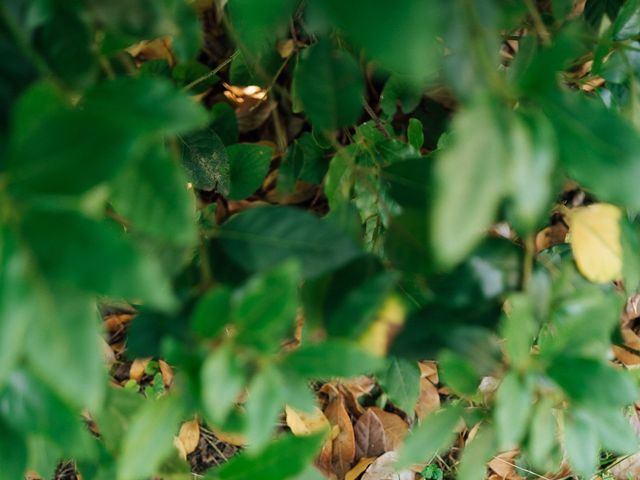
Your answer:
173;418;200;459
285;405;330;436
569;203;622;283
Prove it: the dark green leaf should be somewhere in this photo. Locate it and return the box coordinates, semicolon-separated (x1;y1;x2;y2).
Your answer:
0;419;27;480
218;206;361;278
227;143;273;200
294;40;364;130
191;286;232;339
179;128;230;193
210;102;239;145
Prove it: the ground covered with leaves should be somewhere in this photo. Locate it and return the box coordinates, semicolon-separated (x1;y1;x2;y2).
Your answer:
6;0;640;479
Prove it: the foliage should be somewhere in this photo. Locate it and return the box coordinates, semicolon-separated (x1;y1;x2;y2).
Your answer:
2;0;640;479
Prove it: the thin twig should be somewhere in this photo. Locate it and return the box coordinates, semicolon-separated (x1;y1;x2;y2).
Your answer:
363;100;390;139
183;51;239;92
524;0;551;45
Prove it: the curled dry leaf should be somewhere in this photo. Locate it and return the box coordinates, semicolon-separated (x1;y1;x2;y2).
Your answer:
129;358;151;383
415;377;440;420
286;405;330;436
418;361;438;384
324;394;357;479
616;294;640;365
158;360;174;388
174;419;201;460
126;38;174;66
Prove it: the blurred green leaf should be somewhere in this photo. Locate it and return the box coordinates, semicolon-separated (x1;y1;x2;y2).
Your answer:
294;40;364;130
431;100;507;268
215;433;324;480
564;411;599;479
500;293;536;370
378;358;421;416
396;404;463;469
191;286;232;339
117;395;183;480
201;345;246;424
457;426;497;480
526;398;558;472
111;144;197;246
0;419;27;479
494;372;533;450
245;365;285;452
232;261;299;351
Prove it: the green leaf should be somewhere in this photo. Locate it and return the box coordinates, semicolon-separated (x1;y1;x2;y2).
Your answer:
232;261;299;351
0;419;27;480
526;399;558;472
396;404;463;469
201;345;246;424
245;365;286;452
22;208;175;310
438;351;481;397
431;100;507;268
0;228;33;387
117;395;183;480
218;206;361;278
546;355;638;407
26;291;106;411
191;286;232;339
294;40;364;130
378;358;421;415
407;118;424;151
0;369;92;449
281;340;384;380
215;433;324;480
227;143;273;200
547;94;640;209
84;77;208;137
316;0;443;81
564;411;599;479
494;372;533;450
210;102;239;145
500;293;536;369
457;426;497;480
179;128;230;193
612;0;640;40
228;0;296;55
8;108;135;196
578;406;638;454
506;111;556;235
111;144;197;246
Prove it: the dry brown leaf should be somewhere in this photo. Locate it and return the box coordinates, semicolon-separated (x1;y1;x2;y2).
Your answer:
209;425;246;447
418;361;438;384
488;450;524;480
535;223;568;253
415;377;440;420
126;38;174;65
316;437;335;478
286;405;330;436
354;409;387;461
608;452;640;479
361;451;415;480
346;457;376;480
174;419;201;459
158;360;174;388
369;407;408;451
325;395;357;479
129;358;151;382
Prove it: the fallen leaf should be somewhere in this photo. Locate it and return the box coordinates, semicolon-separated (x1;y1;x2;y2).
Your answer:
569;203;622;283
209;425;246;446
346;457;376;480
415;378;440;420
488;450;523;480
286;405;330;436
354;409;387;461
158;360;174;388
369;407;408;451
325;395;356;479
418;361;439;384
129;358;151;382
361;451;415;480
174;419;200;459
608;452;640;479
